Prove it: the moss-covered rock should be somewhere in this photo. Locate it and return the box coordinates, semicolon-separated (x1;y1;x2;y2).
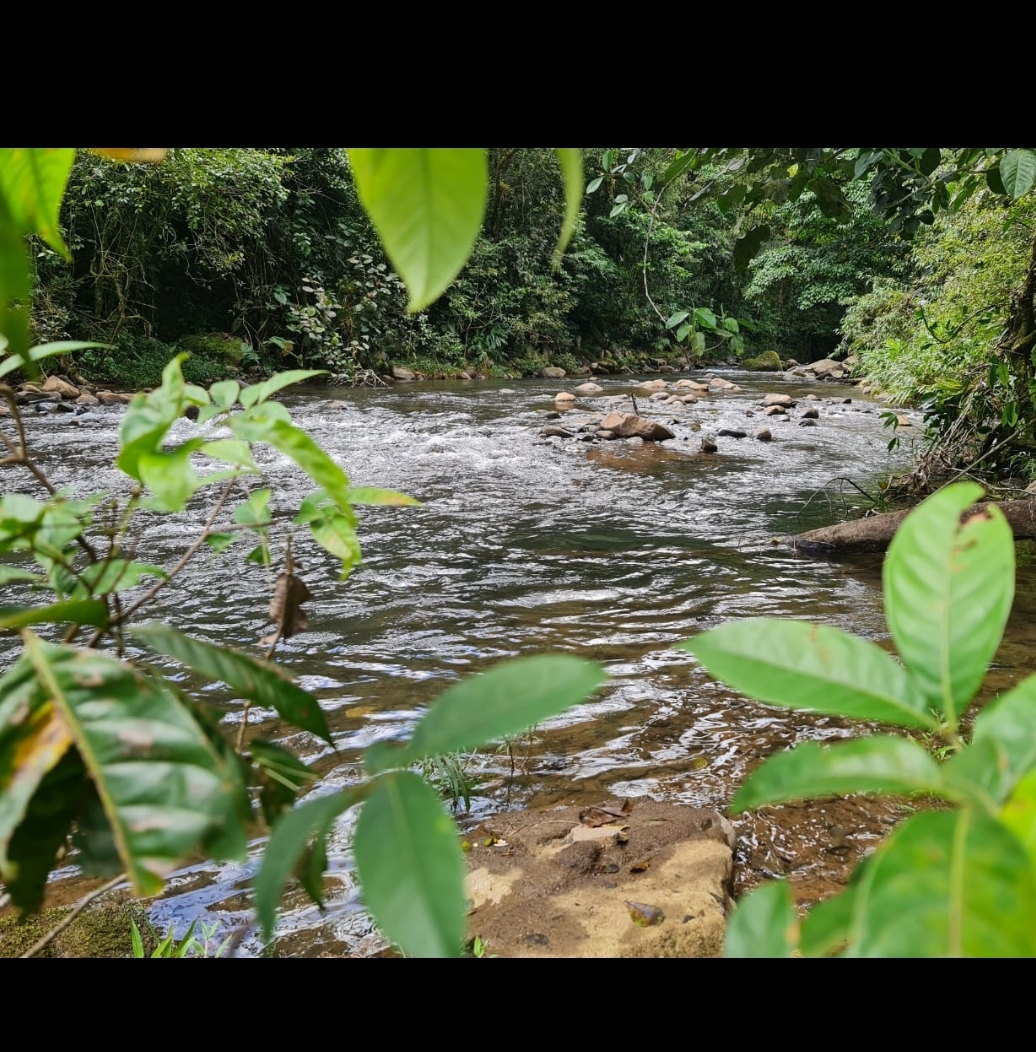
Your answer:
741;350;783;372
0;898;158;958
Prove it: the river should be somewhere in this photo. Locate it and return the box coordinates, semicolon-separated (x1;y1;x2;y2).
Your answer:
7;371;1033;955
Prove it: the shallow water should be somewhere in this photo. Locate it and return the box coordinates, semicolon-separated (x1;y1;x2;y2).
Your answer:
6;372;1031;954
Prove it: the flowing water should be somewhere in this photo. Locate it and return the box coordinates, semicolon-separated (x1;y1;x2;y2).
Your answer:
7;372;1035;955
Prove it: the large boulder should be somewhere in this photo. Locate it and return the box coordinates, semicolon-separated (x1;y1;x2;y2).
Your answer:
42;375;80;399
599;412;674;441
638;379;669;391
541;366;567;378
741;350;782;372
761;393;796;407
391;365;416;381
575;382;603;394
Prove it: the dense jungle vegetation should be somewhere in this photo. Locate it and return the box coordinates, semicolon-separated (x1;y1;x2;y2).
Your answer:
29;147;1036;485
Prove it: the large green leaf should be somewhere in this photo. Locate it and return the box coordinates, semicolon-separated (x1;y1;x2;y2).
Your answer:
396;655;607;767
944;675;1036;806
240;369;327;409
230;412;352;515
800;883;857;957
724;881;798;958
0;148;75;254
883;483;1014;724
20;634;247;896
254;789;358;942
731;737;944;813
133;624;332;743
0;340;108;382
680;619;937;729
0;599;108;631
347;148;488;313
354;771;466;958
554;148;583;264
1000;149;1036;199
846;810;1036;957
1001;769;1036;868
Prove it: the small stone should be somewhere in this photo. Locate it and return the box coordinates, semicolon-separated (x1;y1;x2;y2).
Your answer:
755;429;772;441
701;437;718;453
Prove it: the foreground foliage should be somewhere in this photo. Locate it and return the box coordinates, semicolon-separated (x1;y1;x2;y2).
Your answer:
684;483;1036;956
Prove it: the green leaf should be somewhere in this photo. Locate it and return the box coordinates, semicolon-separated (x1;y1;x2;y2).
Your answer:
395;655;607;767
131;624;332;744
693;307;718;331
661;151;697;184
553;148;582;265
249;739;317;826
675;323;692;342
1001;769;1036;868
255;789;358;942
680;619;937;729
117;355;190;481
310;513;363;580
74;559;165;597
999;149;1036;198
0;566;43;585
204;533;237;555
137;441;205;513
666;310;690;329
586;176;603;194
731;737;944;813
345;487;421;507
945;676;1036;805
252;369;328;405
201;439;257;471
0;340;109;382
230;413;352;515
883;483;1014;724
800;884;856;957
4;748;86;912
19;635;247;896
348;148;488;313
722;316;740;333
234;487;271;528
208;379;240;411
733;224;771;269
846;810;1036;957
0;149;75;255
724;881;798;958
354;771;466;958
0;599;108;631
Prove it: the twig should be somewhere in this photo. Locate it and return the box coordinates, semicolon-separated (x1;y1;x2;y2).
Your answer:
20;873;127;958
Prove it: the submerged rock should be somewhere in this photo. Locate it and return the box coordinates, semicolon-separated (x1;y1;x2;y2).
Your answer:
598;412;674;441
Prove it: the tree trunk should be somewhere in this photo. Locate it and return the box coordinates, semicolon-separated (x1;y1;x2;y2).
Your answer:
791;499;1036;556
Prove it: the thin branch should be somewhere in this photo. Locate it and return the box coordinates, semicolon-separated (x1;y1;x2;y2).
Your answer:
20;873;127;958
106;478;239;631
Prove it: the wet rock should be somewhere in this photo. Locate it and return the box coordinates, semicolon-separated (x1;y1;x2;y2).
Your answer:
555;392;577;404
463;800;733;958
896;415;913;427
707;376;739;391
761;393;795;408
804;393;819;400
596;430;617;440
799;418;818;427
96;391;134;405
541;366;567;378
783;358;800;369
755;429;772;441
701;437;718;453
391;365;416;381
802;407;820;419
638;379;668;391
805;359;845;380
540;425;574;438
680;395;699;404
575;382;603;394
717;428;747;439
42;375;80;399
599;411;674;441
765;405;786;416
674;379;709;391
544;411;561;420
649;390;670;401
